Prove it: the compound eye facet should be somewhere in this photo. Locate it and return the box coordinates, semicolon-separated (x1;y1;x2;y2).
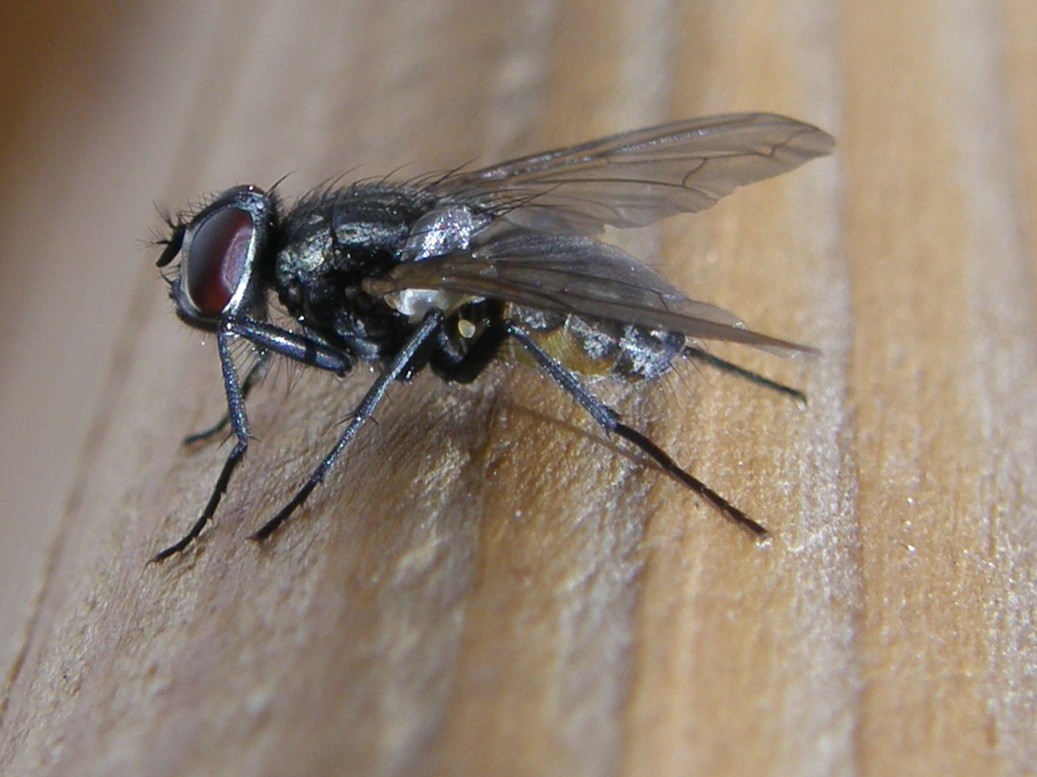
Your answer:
185;206;255;316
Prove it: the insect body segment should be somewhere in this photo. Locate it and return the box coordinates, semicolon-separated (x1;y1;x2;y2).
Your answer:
500;306;685;381
153;113;833;560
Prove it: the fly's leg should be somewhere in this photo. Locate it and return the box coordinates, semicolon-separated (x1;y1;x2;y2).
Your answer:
250;309;444;542
152;320;354;562
183;352;270;445
683;345;807;404
506;322;769;540
152;330;252;561
183;324;354;446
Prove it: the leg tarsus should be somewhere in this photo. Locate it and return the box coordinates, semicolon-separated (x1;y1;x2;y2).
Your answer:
250;481;318;541
151;438;249;562
610;422;769;539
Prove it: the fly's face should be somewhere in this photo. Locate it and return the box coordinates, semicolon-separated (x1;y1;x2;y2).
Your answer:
158;185;277;330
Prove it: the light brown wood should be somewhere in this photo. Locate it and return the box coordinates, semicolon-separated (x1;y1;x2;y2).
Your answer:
1;1;1035;776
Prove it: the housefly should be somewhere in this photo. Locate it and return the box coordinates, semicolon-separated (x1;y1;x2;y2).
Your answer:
152;112;833;561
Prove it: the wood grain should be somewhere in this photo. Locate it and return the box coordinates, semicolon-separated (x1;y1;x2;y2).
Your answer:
1;1;1034;776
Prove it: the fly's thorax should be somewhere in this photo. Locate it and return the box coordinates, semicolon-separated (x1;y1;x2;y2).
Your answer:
272;218;341;322
275;212;408;288
503;305;685;381
270;231;406;359
273;189;418;326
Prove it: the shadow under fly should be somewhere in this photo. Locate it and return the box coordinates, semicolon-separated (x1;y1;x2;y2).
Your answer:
151;112;833;561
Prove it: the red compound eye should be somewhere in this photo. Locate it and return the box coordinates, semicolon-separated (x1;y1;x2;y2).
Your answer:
185;207;255;315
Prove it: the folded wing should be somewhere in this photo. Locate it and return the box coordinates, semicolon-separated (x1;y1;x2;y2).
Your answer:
368;231;818;355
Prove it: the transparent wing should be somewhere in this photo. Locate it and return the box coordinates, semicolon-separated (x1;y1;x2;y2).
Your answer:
367;231;817;356
435;113;834;234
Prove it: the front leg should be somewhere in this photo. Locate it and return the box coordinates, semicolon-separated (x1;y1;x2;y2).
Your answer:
152;328;252;561
152;320;355;561
183;321;354;446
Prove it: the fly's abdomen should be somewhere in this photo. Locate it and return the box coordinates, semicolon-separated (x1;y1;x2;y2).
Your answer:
504;305;684;381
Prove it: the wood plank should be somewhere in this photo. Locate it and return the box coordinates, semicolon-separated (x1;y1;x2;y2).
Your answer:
0;1;1034;775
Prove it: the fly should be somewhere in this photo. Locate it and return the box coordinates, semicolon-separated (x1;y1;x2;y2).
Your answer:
151;112;834;561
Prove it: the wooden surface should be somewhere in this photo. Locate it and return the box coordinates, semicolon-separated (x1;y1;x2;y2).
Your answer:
1;1;1035;775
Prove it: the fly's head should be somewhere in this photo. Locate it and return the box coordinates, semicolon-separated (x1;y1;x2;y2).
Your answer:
157;185;278;330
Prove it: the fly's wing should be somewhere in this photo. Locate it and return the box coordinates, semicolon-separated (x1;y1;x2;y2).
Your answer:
434;113;834;234
367;231;818;356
